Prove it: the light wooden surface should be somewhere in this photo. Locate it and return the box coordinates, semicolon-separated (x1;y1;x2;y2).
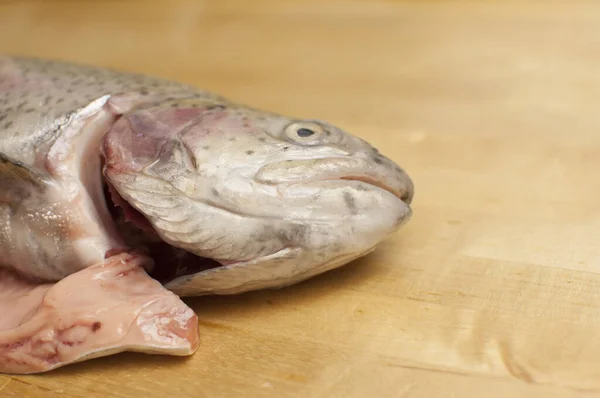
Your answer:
2;0;600;397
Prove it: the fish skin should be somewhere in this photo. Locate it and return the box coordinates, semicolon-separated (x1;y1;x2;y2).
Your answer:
0;55;222;167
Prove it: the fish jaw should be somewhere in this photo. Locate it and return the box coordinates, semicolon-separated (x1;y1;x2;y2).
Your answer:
163;180;411;296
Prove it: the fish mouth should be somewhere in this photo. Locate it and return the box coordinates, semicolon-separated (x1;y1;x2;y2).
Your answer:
339;175;413;205
255;157;414;207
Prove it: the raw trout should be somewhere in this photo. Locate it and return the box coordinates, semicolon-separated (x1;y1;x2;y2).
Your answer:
0;55;414;373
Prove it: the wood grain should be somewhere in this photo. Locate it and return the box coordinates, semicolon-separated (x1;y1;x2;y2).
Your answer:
1;0;600;396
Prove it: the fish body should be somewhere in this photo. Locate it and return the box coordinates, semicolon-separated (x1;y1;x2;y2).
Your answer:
0;55;414;373
0;56;222;282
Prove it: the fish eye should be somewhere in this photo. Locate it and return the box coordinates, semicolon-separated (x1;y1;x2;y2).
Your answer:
285;122;325;144
297;128;315;138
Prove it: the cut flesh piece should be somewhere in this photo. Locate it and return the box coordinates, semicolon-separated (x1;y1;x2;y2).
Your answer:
0;253;198;374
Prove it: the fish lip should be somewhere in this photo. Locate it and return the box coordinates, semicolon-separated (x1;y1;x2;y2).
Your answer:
339;175;414;205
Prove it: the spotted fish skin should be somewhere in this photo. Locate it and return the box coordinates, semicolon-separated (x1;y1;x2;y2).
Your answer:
0;56;223;167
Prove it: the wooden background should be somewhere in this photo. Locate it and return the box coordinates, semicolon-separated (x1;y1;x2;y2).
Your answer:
1;1;600;397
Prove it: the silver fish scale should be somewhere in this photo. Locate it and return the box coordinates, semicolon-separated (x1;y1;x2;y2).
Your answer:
0;55;216;168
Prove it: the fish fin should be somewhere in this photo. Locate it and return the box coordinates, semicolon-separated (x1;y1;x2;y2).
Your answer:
0;152;46;187
0;153;50;206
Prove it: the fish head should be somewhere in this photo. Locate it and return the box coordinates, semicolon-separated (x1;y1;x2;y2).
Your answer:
102;99;414;295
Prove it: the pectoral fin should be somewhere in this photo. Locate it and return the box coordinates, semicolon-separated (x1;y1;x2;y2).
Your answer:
0;152;46;188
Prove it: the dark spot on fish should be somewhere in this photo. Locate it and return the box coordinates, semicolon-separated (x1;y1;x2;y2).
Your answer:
258;137;266;142
206;104;226;111
343;191;358;215
211;188;220;197
328;242;343;254
0;114;6;122
246;150;254;155
283;146;289;151
91;322;102;332
395;213;407;227
229;137;237;141
202;145;210;150
4;121;13;129
16;101;26;111
289;224;308;243
325;130;332;136
170;103;179;108
139;88;149;96
373;156;384;165
355;185;370;192
25;108;35;113
43;95;52;106
276;228;289;243
66;88;73;94
56;98;64;104
400;190;412;204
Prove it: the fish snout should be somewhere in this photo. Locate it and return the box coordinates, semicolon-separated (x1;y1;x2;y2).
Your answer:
346;149;414;206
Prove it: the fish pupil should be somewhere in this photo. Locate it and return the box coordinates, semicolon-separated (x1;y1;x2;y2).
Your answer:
297;128;315;138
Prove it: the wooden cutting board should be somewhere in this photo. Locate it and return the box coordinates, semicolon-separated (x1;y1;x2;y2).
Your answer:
1;1;600;396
